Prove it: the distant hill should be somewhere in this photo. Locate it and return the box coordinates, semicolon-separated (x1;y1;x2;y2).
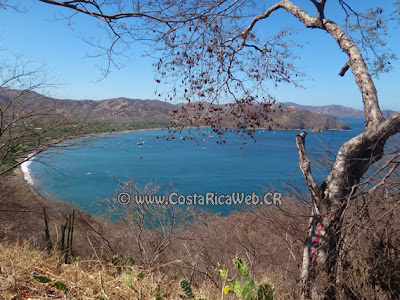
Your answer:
0;89;352;131
281;102;397;119
269;108;351;131
0;89;175;121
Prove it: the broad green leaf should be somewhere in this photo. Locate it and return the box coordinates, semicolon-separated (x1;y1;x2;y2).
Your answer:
235;257;249;277
33;273;52;283
218;266;228;280
53;281;68;293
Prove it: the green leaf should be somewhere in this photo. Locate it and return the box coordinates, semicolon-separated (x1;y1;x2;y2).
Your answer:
218;266;228;280
53;280;68;293
101;254;109;263
100;274;110;300
235;257;249;277
229;279;241;297
33;273;52;283
135;271;145;281
241;277;257;300
125;257;135;265
33;273;69;294
180;279;194;298
257;283;274;300
124;274;132;287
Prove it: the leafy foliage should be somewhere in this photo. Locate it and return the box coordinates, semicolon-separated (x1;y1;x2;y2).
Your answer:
33;272;69;294
180;280;194;298
218;257;274;300
100;274;110;300
180;279;206;300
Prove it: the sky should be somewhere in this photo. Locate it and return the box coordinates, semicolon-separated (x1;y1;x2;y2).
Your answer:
0;0;399;110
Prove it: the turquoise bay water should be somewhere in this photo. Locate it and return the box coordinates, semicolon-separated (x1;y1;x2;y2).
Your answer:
29;119;365;214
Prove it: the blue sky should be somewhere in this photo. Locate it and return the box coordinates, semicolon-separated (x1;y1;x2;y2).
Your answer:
0;0;399;110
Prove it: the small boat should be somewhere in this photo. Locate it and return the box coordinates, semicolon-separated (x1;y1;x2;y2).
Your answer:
137;141;145;145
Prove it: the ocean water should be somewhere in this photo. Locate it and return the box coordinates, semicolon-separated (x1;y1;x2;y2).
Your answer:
27;119;365;214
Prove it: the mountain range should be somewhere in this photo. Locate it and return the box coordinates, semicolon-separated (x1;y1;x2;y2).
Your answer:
3;89;396;132
281;102;397;119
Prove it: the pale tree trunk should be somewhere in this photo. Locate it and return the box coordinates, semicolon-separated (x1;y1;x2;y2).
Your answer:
269;1;400;299
297;113;400;299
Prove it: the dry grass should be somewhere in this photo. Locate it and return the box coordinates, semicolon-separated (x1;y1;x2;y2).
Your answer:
0;242;276;299
3;170;399;299
1;174;307;299
0;241;199;299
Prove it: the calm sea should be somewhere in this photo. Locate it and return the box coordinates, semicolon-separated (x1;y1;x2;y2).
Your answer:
28;118;365;214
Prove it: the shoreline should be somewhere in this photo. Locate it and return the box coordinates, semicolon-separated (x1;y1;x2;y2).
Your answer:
16;126;168;192
20;153;36;185
14;156;39;197
16;120;355;202
17;123;353;187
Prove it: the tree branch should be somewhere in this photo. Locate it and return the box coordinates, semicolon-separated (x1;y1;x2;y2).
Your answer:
39;0;172;24
39;0;227;25
368;161;399;194
223;2;283;47
325;111;400;203
278;0;384;129
338;60;350;76
296;131;322;207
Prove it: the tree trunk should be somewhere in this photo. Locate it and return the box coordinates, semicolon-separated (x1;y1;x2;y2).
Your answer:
296;112;400;298
274;1;400;298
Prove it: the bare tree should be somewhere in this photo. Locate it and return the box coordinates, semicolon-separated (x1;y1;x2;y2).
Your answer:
0;55;87;175
100;177;194;268
38;0;400;298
